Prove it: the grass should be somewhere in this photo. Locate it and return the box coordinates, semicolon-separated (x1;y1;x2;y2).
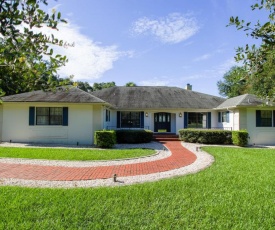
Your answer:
0;147;155;161
0;147;274;229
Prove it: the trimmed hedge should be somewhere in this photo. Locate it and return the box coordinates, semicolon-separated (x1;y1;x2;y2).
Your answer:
179;129;232;144
232;130;249;147
116;130;153;144
94;130;116;148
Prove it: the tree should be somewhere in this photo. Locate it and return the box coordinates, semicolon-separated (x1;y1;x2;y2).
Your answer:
217;66;250;98
228;0;275;98
74;81;93;92
92;82;116;91
125;82;137;87
0;0;68;96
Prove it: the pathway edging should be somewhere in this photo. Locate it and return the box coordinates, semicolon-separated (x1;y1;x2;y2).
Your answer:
0;141;214;188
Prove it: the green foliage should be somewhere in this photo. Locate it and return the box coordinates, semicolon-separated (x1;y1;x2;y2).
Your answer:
116;130;153;143
0;147;154;161
74;81;93;92
125;82;137;87
179;129;232;144
0;0;69;96
232;130;249;147
94;130;116;148
217;66;250;98
0;147;274;229
92;81;116;91
228;0;275;99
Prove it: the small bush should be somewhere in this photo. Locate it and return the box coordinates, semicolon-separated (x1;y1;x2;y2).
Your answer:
116;130;153;144
179;129;232;144
232;130;249;147
94;130;116;148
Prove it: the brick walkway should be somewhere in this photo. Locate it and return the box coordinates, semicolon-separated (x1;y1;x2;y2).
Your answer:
0;141;197;181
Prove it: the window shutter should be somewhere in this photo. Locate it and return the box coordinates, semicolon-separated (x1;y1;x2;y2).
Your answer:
184;112;188;128
29;107;35;126
218;112;221;123
207;112;211;129
256;110;261;127
63;107;68;126
140;112;144;128
117;111;121;128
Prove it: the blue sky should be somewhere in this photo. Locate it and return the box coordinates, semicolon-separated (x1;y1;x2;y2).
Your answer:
44;0;268;96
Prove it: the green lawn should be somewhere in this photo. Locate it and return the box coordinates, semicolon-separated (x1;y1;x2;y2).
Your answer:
0;147;274;229
0;147;155;161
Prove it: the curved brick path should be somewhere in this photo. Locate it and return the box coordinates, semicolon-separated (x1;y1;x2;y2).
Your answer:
0;141;197;181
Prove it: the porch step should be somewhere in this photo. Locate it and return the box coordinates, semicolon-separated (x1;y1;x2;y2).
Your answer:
153;134;180;142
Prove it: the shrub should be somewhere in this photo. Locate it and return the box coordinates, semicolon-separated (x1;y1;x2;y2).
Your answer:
116;130;153;144
179;129;232;144
94;130;116;148
232;130;249;147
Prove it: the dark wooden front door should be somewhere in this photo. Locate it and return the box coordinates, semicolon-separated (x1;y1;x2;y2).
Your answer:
154;113;171;132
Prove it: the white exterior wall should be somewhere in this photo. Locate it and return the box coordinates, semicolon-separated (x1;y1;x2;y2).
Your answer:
107;109;215;134
2;103;102;145
233;110;240;131
246;108;275;145
93;104;103;132
217;110;234;130
0;104;3;141
144;110;151;130
211;111;219;129
146;110;182;133
239;108;247;130
176;111;184;134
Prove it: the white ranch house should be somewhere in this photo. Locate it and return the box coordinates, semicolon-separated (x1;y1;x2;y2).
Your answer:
0;85;274;145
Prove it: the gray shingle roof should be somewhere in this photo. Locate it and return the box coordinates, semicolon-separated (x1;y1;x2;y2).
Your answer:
215;94;263;109
91;86;225;109
1;87;105;103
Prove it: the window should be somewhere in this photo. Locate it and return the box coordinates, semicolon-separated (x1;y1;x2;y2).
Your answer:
106;109;110;122
218;111;230;123
155;113;170;123
256;110;272;127
187;113;203;128
121;112;140;128
36;107;63;125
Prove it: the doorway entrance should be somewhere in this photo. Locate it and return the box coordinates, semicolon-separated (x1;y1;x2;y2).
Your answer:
154;113;171;132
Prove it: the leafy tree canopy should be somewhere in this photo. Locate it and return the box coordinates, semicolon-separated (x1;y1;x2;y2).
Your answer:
125;82;137;87
92;81;116;91
0;0;69;96
217;66;249;98
228;0;275;99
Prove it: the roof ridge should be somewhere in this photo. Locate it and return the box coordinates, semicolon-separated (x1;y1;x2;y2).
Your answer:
72;87;107;103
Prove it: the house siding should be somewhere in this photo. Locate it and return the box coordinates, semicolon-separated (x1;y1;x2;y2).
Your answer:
233;110;240;131
239;108;247;130
217;110;233;130
246;108;275;145
1;103;99;145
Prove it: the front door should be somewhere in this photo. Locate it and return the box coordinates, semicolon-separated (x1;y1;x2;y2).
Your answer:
154;113;171;132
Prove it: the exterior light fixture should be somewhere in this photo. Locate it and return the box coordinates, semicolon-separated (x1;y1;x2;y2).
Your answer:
179;112;182;117
145;112;148;117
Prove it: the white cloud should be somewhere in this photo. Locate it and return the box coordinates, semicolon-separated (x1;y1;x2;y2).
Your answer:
34;21;128;82
131;13;200;44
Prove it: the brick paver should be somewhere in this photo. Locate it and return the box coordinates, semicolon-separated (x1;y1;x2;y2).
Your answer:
0;141;197;181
